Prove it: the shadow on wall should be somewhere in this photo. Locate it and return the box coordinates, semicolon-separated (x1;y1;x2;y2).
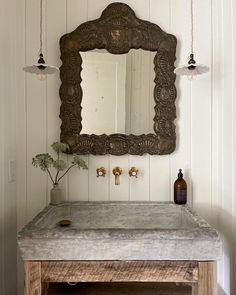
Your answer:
173;38;182;154
217;206;235;295
194;201;234;295
218;285;227;295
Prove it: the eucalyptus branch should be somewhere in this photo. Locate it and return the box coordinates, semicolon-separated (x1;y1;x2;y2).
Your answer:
57;164;77;183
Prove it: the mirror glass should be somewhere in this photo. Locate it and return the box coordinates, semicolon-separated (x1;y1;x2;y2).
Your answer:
80;49;156;135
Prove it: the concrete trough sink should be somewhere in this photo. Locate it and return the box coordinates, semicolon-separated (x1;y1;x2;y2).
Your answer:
18;202;222;261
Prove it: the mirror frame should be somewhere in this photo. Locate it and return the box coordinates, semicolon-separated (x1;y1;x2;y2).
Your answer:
59;2;177;155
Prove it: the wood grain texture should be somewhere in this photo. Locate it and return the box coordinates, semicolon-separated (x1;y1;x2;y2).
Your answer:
24;261;42;295
42;261;198;283
196;262;217;295
191;283;198;295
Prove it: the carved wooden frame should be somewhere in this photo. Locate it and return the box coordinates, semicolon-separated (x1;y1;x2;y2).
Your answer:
59;2;177;155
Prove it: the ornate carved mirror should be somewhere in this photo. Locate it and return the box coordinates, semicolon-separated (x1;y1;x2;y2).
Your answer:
59;2;177;155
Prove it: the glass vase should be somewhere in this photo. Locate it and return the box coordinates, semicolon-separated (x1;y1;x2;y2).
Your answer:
50;184;62;205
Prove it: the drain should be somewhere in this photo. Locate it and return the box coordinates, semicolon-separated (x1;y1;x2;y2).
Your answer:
58;219;72;227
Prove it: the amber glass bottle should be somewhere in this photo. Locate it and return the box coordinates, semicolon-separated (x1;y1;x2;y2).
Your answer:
174;169;187;205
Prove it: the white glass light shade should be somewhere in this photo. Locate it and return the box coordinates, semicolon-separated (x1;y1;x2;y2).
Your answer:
174;63;209;77
174;54;209;80
23;53;59;80
23;0;58;80
23;64;59;75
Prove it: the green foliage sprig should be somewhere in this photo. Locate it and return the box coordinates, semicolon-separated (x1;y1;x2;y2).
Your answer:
32;142;88;185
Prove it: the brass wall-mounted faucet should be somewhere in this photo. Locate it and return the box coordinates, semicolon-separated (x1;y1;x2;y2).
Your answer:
96;167;106;177
112;167;122;185
129;167;139;178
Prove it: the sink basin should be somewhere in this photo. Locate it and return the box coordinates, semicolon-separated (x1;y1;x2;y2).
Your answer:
18;202;222;261
36;202;198;230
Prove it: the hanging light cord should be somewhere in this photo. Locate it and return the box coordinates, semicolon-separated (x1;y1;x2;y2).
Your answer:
39;0;43;55
190;0;194;55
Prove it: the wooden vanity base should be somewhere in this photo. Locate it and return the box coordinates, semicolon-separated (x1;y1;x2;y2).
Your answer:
24;260;217;295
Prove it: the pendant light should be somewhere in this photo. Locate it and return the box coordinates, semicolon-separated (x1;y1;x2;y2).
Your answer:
23;0;59;80
174;0;209;80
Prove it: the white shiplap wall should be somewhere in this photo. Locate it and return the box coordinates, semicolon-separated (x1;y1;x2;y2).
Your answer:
0;0;17;294
16;0;236;294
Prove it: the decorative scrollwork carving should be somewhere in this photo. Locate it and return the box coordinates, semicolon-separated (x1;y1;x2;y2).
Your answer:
59;2;177;155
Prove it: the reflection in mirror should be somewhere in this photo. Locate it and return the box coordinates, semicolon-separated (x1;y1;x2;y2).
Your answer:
80;49;156;135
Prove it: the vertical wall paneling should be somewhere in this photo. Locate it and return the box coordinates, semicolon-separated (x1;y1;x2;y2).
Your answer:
149;0;171;201
128;0;149;21
232;1;236;293
67;0;88;32
68;155;89;201
46;0;68;202
215;0;225;289
0;5;5;291
16;0;26;293
211;0;224;291
211;0;221;227
25;0;48;221
169;0;192;205
219;1;234;294
16;0;27;231
191;0;212;222
89;156;109;201
149;156;170;201
129;155;150;201
88;0;110;20
149;0;170;32
1;0;17;294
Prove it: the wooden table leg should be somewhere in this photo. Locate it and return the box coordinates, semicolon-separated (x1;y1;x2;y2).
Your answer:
24;261;42;295
191;283;198;295
193;262;217;295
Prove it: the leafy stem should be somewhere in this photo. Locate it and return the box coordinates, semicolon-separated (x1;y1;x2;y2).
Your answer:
57;164;77;183
32;142;88;185
46;168;54;185
55;170;60;184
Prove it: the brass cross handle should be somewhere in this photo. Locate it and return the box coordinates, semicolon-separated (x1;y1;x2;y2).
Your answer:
112;167;122;185
96;167;106;177
129;167;139;178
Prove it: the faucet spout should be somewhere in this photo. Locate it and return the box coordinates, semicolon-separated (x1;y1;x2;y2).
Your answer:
115;173;120;185
112;167;122;185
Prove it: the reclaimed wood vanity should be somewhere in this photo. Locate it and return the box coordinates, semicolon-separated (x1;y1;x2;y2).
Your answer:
19;202;221;295
24;260;216;295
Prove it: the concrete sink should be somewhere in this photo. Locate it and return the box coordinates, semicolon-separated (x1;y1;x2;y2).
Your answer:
18;202;222;261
